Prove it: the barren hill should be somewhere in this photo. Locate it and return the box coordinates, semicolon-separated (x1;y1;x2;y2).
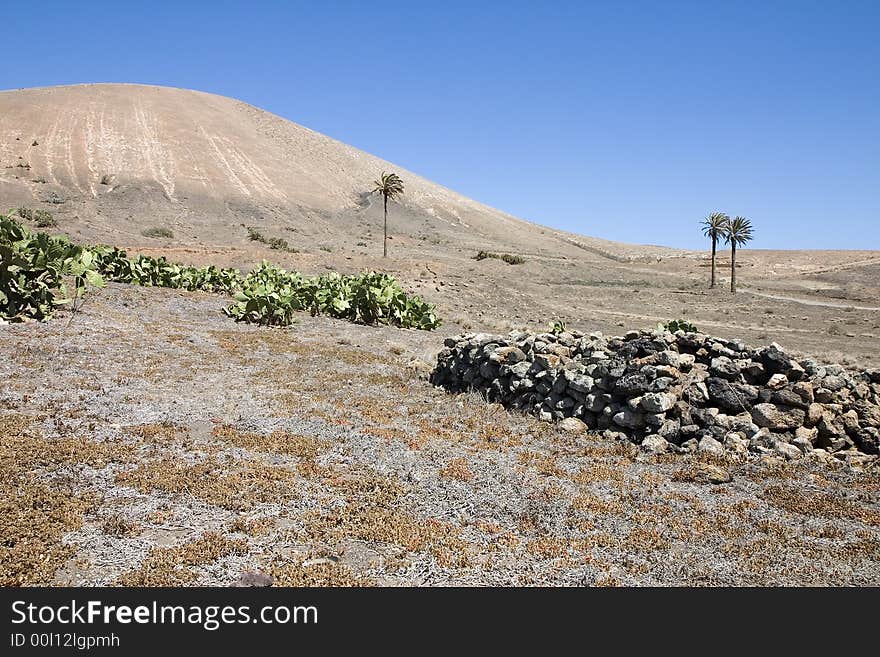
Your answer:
0;83;663;260
1;83;879;366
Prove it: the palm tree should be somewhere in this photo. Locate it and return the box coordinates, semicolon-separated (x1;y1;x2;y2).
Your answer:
371;171;405;258
700;211;729;288
724;216;754;293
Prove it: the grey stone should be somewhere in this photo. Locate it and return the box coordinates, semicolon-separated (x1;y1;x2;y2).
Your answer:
710;356;739;380
234;570;274;587
489;346;527;364
775;441;803;460
566;374;595;393
698;436;725;457
507;361;532;378
679;438;699;453
762;343;793;374
806;403;824;426
791;381;814;404
640;392;676;413
822;375;846;392
853;427;879;455
584;393;606;413
657;418;681;441
644;413;666;430
613;373;650;395
558;417;588;435
641;434;669;453
707;377;759;413
612;408;645;429
686;463;732;484
766;373;788;389
724;432;750;455
771;389;809;410
795;425;818;444
792;436;813;454
656;350;681;367
751;403;805;430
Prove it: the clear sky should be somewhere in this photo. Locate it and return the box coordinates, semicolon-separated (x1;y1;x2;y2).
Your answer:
4;1;878;249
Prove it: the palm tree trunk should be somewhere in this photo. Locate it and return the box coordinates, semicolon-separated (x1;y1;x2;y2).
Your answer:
383;194;388;258
730;243;737;293
710;236;716;288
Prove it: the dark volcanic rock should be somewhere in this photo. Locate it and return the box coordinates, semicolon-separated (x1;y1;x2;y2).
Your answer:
433;328;880;461
706;377;759;413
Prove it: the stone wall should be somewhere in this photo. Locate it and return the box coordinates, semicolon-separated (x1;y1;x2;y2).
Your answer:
431;328;880;461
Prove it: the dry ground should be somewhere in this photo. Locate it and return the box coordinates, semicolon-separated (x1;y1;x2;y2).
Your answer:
2;83;879;586
1;284;878;587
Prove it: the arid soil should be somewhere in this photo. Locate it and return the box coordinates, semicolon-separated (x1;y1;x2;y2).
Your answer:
1;83;879;586
1;284;878;586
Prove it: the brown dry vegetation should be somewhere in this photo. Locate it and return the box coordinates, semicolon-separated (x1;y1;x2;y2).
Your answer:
3;285;876;586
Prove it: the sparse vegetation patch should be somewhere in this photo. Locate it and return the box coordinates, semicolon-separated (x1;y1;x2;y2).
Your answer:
141;226;174;239
474;250;526;265
247;226;297;252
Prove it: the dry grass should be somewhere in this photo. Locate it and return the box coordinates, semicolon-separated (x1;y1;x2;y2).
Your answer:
229;517;274;536
762;485;880;525
571;461;627;484
306;507;469;568
115;532;248;586
115;456;300;511
0;477;99;585
101;515;140;538
269;560;371;586
212;424;326;459
439;457;475;482
0;414;125;585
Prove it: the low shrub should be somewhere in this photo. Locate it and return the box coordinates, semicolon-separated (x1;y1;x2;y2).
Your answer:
247;226;296;252
661;318;698;333
474;250;525;265
0;215;104;321
224;262;440;329
11;207;55;228
142;227;174;239
1;215;440;330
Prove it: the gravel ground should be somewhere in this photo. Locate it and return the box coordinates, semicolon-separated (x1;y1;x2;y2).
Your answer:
1;283;878;586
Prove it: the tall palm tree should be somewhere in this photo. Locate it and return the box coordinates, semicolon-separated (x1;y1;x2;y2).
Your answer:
371;171;405;258
724;216;754;293
700;211;729;288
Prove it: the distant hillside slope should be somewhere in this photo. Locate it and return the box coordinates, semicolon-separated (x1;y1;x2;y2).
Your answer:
0;83;682;261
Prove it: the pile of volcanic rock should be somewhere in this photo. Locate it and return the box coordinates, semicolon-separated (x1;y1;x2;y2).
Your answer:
431;328;880;462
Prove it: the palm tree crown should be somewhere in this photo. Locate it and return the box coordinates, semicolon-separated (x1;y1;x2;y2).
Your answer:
372;172;404;201
701;211;729;239
724;216;754;247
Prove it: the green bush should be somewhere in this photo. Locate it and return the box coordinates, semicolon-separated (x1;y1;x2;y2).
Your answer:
0;215;439;330
0;215;104;321
12;207;55;228
142;227;174;239
660;318;698;333
247;226;296;252
474;250;525;265
94;250;243;295
224;262;440;329
549;319;566;335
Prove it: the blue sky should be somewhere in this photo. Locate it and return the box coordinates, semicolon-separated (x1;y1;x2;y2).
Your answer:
4;1;878;249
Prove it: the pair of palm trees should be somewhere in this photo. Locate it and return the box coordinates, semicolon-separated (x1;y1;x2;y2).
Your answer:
701;212;754;293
